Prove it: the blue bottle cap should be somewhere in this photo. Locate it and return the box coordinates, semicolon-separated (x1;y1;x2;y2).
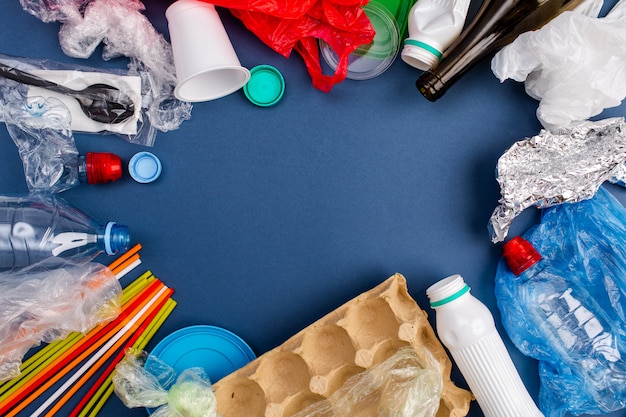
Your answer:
243;65;285;107
129;152;162;183
103;222;130;255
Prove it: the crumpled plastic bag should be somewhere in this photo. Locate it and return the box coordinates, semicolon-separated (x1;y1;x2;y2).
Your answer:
0;258;121;381
113;350;219;417
494;186;626;417
4;96;82;194
491;0;626;130
20;0;192;145
291;346;443;417
203;0;376;92
489;117;626;243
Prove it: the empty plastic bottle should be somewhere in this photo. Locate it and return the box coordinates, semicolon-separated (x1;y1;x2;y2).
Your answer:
415;0;585;101
427;274;543;417
0;194;130;271
497;236;626;413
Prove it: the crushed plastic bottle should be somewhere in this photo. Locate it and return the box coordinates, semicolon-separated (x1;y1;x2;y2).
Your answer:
495;235;626;416
0;194;130;271
4;96;123;193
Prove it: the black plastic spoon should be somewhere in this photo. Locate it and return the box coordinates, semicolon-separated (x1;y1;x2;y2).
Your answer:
0;62;136;125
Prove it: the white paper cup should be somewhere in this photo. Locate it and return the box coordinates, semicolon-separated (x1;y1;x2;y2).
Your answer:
166;0;250;102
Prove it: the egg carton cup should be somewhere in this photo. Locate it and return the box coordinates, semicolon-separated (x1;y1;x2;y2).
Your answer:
213;273;473;417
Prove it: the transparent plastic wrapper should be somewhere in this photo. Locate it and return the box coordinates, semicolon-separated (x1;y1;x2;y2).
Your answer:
291;346;443;417
19;0;192;144
489;117;626;243
113;350;219;417
494;186;626;417
3;96;81;193
491;0;626;130
202;0;375;92
0;258;121;381
0;53;152;145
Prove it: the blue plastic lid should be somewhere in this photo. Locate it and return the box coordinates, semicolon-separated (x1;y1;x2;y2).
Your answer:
102;222;130;255
146;325;256;383
129;152;162;183
243;65;285;107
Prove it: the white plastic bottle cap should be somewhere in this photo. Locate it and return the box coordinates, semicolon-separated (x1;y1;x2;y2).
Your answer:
129;152;162;183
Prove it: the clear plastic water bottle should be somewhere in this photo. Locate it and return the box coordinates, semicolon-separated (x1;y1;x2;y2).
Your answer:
427;274;543;417
498;236;626;411
0;194;130;271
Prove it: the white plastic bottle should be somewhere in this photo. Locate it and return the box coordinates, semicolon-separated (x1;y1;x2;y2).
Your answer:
401;0;472;70
426;274;544;417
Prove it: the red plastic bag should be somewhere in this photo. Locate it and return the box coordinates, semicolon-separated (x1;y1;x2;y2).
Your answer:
202;0;376;92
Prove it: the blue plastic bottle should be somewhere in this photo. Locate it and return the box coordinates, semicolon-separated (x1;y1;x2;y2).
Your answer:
0;194;130;271
496;236;626;415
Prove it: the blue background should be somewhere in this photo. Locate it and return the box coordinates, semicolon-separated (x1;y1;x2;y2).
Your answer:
1;0;625;416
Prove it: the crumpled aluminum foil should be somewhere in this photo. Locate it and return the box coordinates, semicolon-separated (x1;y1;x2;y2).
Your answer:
489;117;626;243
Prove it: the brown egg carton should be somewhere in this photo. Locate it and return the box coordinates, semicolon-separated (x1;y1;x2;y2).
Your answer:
213;273;473;417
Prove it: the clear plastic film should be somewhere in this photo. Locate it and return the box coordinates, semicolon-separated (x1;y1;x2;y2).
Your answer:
0;258;121;381
0;53;150;144
19;0;192;144
489;117;626;243
291;346;443;417
113;350;219;417
491;0;626;130
3;96;81;194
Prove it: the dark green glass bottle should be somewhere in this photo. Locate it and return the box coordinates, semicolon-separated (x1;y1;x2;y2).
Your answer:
416;0;584;101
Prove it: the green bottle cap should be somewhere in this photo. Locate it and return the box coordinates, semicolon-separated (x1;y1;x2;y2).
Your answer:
243;65;285;107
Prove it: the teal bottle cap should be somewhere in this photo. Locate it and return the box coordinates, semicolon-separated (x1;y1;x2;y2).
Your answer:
243;65;285;107
129;151;162;183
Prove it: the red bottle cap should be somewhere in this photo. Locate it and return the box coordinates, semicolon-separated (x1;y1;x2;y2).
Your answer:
502;236;542;276
85;152;122;184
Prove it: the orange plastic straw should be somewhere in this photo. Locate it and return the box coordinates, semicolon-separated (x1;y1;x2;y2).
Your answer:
107;243;142;272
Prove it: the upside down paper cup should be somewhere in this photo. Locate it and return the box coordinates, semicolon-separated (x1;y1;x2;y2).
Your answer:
166;0;250;102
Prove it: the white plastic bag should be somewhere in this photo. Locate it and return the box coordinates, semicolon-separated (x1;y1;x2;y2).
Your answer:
491;0;626;130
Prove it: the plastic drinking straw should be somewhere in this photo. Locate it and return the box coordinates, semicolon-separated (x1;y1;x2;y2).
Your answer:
71;298;177;417
0;270;152;407
76;298;176;417
0;272;153;401
10;284;171;417
0;279;164;416
41;287;173;417
107;243;142;272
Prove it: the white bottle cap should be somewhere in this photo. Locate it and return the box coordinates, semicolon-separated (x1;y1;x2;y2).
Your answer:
401;39;443;71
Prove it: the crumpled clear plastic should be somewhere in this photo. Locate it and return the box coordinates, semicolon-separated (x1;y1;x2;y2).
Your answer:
489;117;626;243
0;53;150;145
204;0;376;92
494;186;626;417
491;0;626;130
113;350;219;417
19;0;192;144
3;96;82;194
0;258;121;381
291;346;443;417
